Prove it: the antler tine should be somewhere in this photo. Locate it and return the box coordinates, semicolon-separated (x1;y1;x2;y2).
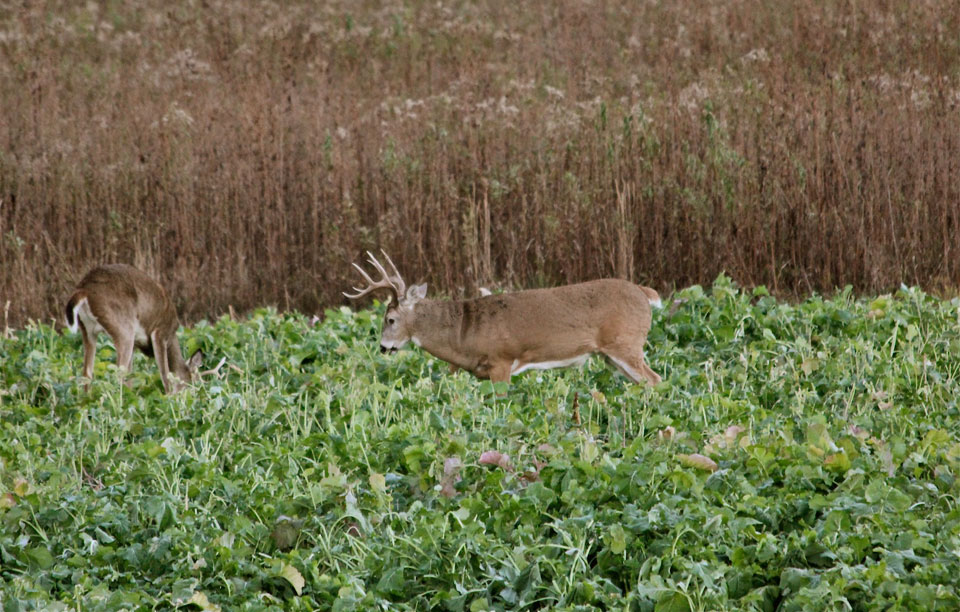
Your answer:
364;250;391;278
378;249;407;297
341;263;378;299
343;253;403;301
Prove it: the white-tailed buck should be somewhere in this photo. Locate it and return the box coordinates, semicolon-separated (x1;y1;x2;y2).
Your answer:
64;264;202;393
344;251;662;386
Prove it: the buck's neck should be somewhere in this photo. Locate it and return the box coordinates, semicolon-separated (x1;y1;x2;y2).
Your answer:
410;300;473;369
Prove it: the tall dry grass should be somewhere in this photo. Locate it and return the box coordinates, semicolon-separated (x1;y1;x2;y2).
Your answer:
1;0;959;325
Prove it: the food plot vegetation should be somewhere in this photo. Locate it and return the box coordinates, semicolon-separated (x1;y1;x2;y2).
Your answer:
2;277;960;610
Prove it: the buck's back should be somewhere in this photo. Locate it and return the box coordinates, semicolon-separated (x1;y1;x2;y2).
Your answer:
461;279;652;339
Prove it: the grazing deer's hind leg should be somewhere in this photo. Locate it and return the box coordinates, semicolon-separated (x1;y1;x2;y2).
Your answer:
102;320;136;387
113;333;135;373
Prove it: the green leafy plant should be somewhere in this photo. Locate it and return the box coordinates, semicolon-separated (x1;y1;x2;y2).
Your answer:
2;280;960;609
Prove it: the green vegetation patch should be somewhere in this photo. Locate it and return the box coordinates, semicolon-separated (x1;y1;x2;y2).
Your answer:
2;277;960;610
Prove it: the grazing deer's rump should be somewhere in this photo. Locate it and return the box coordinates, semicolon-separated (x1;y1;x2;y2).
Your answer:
345;251;661;387
64;264;201;393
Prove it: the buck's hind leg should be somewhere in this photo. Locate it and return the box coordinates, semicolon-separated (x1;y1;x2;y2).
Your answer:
602;345;661;385
639;360;662;385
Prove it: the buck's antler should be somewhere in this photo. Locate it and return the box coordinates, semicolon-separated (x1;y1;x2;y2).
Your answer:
343;250;407;303
199;357;228;380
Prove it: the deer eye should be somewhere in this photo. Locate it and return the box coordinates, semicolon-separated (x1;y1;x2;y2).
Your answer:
387;316;396;325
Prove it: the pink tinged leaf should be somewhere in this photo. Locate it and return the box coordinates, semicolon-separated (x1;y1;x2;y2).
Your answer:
678;453;719;472
724;425;746;445
439;482;458;498
520;459;548;484
440;457;463;498
478;450;501;465
848;424;869;439
520;469;541;483
479;450;514;472
443;457;463;476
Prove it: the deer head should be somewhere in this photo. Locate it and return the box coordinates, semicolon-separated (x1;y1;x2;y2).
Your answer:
344;250;426;353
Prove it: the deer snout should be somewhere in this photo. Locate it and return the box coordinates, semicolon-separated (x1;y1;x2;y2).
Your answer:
380;345;398;354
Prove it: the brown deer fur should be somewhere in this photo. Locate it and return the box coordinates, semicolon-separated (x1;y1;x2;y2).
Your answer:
64;264;201;393
345;251;661;386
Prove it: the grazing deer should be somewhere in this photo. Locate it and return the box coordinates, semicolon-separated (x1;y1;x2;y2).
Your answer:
64;264;202;393
344;251;662;386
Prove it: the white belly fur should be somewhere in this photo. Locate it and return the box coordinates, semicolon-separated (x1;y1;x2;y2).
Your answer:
511;354;590;376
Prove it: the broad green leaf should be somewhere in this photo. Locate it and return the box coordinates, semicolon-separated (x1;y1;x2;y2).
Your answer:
13;478;29;497
369;472;386;493
187;591;221;612
278;563;305;595
606;523;627;554
655;592;691;612
26;546;54;569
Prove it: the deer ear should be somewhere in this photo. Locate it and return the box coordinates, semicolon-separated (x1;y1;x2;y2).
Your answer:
187;350;203;371
406;283;427;302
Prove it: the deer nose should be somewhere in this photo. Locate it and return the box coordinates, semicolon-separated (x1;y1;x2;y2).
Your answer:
380;345;388;354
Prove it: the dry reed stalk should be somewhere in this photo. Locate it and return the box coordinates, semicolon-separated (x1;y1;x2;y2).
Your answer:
0;0;958;326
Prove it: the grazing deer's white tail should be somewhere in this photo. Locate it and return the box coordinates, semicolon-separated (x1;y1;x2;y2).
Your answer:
64;291;87;333
640;286;663;309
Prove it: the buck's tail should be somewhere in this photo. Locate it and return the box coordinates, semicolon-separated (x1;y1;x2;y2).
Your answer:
64;291;87;333
639;286;662;309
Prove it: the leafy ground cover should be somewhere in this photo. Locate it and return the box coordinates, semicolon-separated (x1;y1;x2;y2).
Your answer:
2;277;960;610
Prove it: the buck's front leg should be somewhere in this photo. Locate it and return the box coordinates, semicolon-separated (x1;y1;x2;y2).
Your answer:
488;362;512;384
487;361;513;397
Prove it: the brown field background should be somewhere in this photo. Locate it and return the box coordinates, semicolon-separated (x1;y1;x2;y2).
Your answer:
1;0;959;326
